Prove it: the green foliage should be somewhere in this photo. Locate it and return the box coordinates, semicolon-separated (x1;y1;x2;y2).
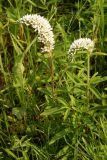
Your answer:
1;0;107;159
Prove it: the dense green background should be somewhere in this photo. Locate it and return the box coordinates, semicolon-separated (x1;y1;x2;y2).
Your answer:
1;0;107;159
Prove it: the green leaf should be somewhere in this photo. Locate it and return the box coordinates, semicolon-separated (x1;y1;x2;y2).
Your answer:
48;0;61;4
41;107;65;116
57;97;69;106
90;74;107;84
92;52;107;56
22;151;29;160
24;0;37;7
90;106;107;111
13;62;25;87
49;128;72;145
11;33;24;53
56;22;68;49
12;107;26;120
63;108;71;121
24;36;37;55
71;61;85;68
89;85;101;99
56;145;69;159
90;72;98;80
66;71;86;87
66;71;78;84
4;149;18;159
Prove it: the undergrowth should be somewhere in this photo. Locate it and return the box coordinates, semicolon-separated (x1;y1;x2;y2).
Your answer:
0;0;107;159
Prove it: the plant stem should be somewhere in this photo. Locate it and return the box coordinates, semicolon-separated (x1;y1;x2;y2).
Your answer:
87;53;90;107
49;52;54;98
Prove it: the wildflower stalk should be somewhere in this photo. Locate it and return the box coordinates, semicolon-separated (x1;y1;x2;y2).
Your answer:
68;38;94;107
48;52;54;97
87;52;90;107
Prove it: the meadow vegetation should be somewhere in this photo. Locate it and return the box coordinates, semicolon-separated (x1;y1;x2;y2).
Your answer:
0;0;107;159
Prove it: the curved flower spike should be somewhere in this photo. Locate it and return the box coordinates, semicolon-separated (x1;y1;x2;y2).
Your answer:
68;38;94;59
17;14;55;53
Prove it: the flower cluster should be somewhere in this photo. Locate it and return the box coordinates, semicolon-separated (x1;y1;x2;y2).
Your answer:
68;38;94;58
17;14;55;53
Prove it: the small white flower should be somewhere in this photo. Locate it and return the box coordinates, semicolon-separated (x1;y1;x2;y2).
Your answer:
68;38;94;59
17;14;55;53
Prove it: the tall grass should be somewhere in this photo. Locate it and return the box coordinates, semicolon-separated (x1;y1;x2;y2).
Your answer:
0;0;107;159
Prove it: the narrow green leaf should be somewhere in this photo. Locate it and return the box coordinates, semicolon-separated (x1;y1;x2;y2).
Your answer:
24;36;37;55
56;22;68;49
90;85;101;99
4;149;18;159
49;128;72;145
11;33;24;51
56;145;69;158
56;22;68;43
57;98;68;106
41;107;65;116
90;76;107;84
63;108;71;121
12;107;26;120
92;52;107;56
24;0;37;7
90;106;107;111
22;151;29;160
66;71;78;84
90;72;98;79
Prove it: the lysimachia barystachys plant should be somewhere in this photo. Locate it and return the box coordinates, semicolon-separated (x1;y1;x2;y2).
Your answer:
68;38;94;59
17;14;55;96
68;38;95;107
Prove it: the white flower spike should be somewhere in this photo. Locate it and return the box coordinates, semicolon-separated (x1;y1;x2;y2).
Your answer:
68;38;94;58
17;14;55;53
